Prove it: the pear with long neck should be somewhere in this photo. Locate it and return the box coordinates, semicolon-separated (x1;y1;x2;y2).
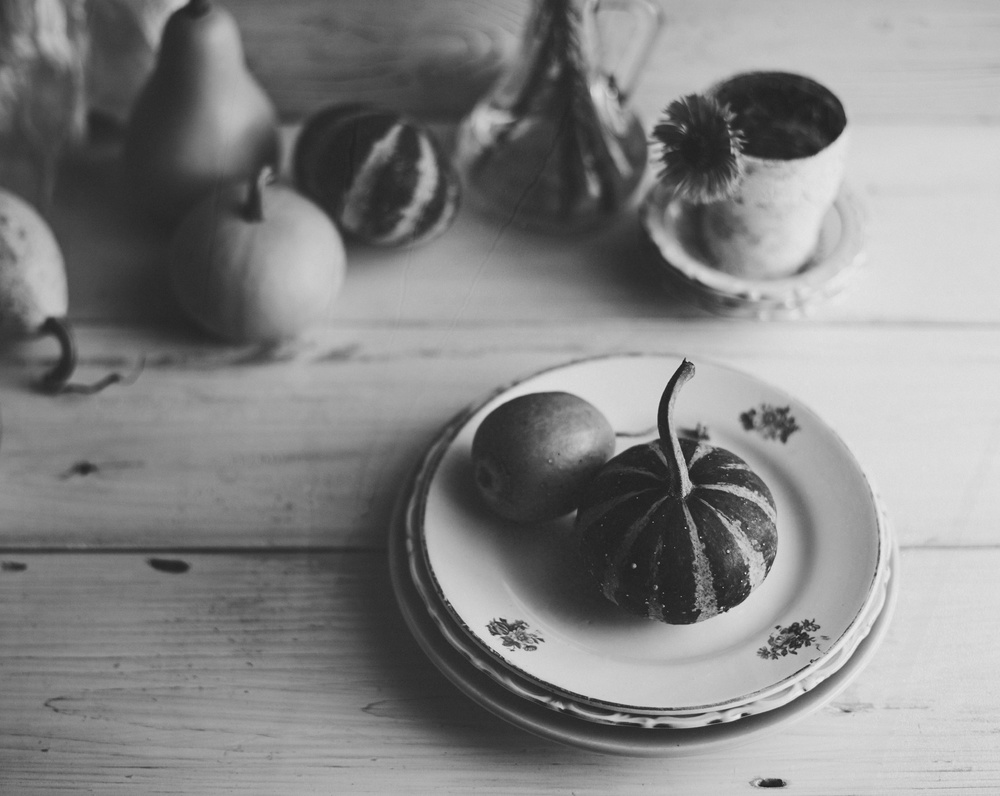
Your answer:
123;0;280;224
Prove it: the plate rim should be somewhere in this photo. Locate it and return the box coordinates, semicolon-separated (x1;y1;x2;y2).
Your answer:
405;440;894;728
413;353;889;713
389;456;901;756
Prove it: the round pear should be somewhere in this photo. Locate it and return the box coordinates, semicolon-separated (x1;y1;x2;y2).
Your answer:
471;392;615;524
168;168;346;343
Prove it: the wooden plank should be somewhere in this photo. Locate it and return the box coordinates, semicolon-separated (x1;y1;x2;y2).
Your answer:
0;547;994;793
0;322;997;549
51;123;1000;327
214;0;1000;125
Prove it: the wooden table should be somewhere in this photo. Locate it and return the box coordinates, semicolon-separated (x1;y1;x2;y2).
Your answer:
3;1;1000;792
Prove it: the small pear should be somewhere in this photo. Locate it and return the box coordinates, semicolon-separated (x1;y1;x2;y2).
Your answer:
0;189;130;394
168;167;346;344
123;0;280;224
471;392;616;524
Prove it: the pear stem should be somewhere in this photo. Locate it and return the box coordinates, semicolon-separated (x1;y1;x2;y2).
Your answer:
657;358;696;499
36;317;144;396
185;0;212;17
241;167;273;223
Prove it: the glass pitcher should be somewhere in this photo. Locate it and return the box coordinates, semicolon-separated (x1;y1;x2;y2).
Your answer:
454;0;662;234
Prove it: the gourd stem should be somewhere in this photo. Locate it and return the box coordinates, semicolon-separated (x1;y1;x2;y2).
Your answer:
37;317;78;394
37;317;144;396
241;167;272;223
657;358;696;499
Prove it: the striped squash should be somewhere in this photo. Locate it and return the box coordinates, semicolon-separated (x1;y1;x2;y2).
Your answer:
293;103;460;247
575;360;778;624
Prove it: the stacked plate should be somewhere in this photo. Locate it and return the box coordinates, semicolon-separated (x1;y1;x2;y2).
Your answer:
389;354;897;756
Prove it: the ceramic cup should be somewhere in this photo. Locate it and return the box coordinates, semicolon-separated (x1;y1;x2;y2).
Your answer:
699;72;849;279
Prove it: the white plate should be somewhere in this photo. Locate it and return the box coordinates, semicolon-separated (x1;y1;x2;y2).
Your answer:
404;440;893;728
404;449;893;728
390;470;900;756
640;183;866;318
415;354;889;715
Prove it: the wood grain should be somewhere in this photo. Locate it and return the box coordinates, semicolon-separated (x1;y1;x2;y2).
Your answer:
0;321;997;549
0;548;993;793
90;2;1000;126
219;0;1000;125
54;124;1000;326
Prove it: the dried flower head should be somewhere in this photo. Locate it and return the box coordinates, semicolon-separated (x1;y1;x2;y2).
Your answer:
653;94;745;204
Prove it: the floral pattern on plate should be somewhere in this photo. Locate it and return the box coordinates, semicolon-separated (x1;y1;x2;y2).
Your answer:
488;618;545;652
757;619;831;660
740;404;801;443
415;354;889;716
397;432;896;734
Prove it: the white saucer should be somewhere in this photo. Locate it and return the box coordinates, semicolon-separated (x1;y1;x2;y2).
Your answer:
390;464;899;756
640;183;867;318
415;354;888;715
402;432;893;728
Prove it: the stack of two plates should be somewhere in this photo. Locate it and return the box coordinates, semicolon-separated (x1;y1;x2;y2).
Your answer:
389;354;897;756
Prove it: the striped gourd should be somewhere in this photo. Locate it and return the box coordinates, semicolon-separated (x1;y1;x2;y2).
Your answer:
575;360;778;624
293;103;460;247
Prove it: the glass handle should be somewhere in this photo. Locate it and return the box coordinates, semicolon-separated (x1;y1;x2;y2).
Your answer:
584;0;663;101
